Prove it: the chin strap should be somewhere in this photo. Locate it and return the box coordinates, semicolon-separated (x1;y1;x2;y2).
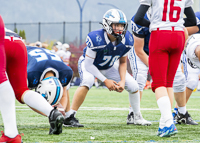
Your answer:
116;35;122;45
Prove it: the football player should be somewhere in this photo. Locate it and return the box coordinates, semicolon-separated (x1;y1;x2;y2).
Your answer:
185;34;200;69
134;0;196;137
172;11;200;125
27;45;73;116
4;28;64;135
0;16;23;142
62;43;71;66
128;9;197;126
63;9;151;127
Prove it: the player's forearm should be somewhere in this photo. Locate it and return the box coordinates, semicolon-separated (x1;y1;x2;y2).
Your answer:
135;50;149;67
59;86;68;110
119;62;127;83
186;26;199;36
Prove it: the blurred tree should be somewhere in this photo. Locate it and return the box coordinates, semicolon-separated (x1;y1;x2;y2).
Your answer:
19;30;26;40
14;28;18;33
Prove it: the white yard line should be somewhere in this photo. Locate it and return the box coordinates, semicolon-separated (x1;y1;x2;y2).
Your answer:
15;106;200;111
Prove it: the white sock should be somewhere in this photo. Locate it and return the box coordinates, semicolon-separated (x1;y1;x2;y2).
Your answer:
157;96;173;128
129;91;140;114
95;81;99;88
23;90;53;117
178;106;186;115
65;109;77;118
0;81;18;138
129;107;133;114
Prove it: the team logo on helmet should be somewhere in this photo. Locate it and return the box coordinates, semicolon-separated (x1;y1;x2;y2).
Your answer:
105;12;115;18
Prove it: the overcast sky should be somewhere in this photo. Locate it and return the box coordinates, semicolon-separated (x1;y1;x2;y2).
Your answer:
0;0;140;23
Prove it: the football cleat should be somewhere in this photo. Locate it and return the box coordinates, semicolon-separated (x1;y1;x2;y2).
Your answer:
127;112;134;125
0;131;23;143
63;113;84;127
134;112;152;126
157;124;178;137
172;108;178;124
176;111;198;125
49;107;64;135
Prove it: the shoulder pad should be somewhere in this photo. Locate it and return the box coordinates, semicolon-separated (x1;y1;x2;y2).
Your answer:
124;31;134;47
86;29;107;51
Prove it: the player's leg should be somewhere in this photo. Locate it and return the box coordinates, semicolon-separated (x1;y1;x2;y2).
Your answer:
169;31;197;126
149;31;176;137
5;40;63;135
173;62;186;122
128;51;149;124
102;62;151;126
0;16;22;142
94;78;99;88
186;63;200;103
64;56;94;127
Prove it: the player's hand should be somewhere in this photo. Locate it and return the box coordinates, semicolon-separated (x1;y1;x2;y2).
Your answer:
116;81;125;93
52;103;66;116
104;79;118;91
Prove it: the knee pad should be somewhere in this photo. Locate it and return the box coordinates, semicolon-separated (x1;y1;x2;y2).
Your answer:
173;73;186;93
80;76;95;89
136;74;147;91
125;78;139;93
186;78;199;91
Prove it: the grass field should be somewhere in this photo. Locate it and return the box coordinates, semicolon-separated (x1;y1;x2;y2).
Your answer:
0;87;200;142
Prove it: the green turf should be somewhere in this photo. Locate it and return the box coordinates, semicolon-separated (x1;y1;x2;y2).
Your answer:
0;87;200;142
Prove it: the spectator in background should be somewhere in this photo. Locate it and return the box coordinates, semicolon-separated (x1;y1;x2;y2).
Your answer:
35;41;42;48
51;41;62;53
62;43;71;66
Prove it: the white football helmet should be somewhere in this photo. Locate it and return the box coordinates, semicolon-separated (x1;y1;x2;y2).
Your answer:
102;9;128;40
62;43;70;51
36;77;63;105
53;41;62;50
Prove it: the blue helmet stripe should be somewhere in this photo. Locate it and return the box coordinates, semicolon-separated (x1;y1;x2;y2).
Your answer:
117;10;126;24
52;77;61;105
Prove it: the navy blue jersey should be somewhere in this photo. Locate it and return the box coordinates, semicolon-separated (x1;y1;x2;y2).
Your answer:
195;12;200;33
27;46;73;89
5;28;21;38
83;29;133;70
131;14;150;55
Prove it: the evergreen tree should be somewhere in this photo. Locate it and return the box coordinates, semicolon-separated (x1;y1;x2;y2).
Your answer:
14;28;18;33
19;30;26;40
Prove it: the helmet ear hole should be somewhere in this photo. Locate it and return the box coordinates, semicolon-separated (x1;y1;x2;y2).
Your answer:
35;77;63;105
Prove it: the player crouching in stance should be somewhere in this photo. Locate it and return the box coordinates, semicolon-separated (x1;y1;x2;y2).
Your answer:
64;9;151;127
4;28;66;135
26;45;74;134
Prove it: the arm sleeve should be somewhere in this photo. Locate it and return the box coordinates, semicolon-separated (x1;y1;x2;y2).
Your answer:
184;7;197;27
85;48;107;82
84;56;107;82
134;5;150;27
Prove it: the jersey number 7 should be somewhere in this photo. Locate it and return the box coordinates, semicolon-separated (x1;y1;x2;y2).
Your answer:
162;0;182;22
